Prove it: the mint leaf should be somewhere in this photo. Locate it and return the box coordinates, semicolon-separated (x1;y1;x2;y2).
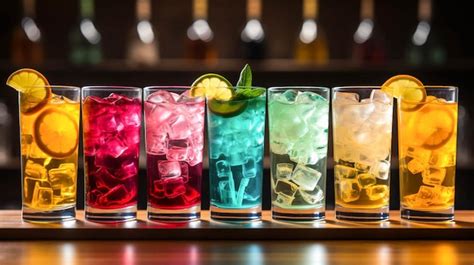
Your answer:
236;64;252;88
233;88;265;100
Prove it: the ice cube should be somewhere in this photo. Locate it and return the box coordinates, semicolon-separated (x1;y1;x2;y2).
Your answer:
229;150;247;166
98;136;128;159
289;147;319;166
357;173;376;188
236;177;250;206
243;158;257;178
218;180;236;204
179;162;189;183
147;131;168;155
342;102;375;124
370;160;390;180
182;187;201;205
406;146;431;165
276;163;294;179
32;182;54;209
147;90;176;104
116;161;138;180
295;91;325;104
370;90;391;104
216;160;232;178
270;137;292;155
94;167;122;190
366;185;389;201
407;158;425;174
334;164;358;180
339;179;361;203
48;163;76;197
276;89;298;103
121;127;141;146
119;108;141;128
429;151;455;168
355;162;370;172
21;134;33;157
24;160;47;180
333;92;359;104
158;160;181;178
163;177;186;198
24;177;50;205
168;115;191;140
300;185;324;205
177;90;203;103
433;186;454;205
166;139;190;161
414;185;438;206
151;180;165;199
96;113;124;133
274;193;295;207
422;167;446;186
98;185;131;205
274;179;298;197
291;164;321;191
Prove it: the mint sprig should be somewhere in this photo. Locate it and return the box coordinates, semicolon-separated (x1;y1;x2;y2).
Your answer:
233;64;264;100
236;64;252;88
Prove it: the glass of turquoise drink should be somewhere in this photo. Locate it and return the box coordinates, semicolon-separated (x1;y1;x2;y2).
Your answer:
268;87;329;221
207;86;266;221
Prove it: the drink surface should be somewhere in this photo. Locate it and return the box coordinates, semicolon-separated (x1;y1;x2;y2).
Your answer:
398;96;457;210
21;95;79;211
332;90;392;209
83;94;141;210
208;95;266;209
145;90;204;210
269;90;328;209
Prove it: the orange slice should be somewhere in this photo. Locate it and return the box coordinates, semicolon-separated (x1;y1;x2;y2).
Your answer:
412;103;455;150
6;68;51;114
382;74;426;111
34;108;79;158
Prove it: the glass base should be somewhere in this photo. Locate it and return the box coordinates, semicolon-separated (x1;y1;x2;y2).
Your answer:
147;204;201;222
22;206;76;223
272;206;325;221
86;205;137;222
210;205;261;221
401;207;454;221
336;205;389;221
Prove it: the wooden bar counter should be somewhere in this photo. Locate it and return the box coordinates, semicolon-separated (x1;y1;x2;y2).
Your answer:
0;210;473;264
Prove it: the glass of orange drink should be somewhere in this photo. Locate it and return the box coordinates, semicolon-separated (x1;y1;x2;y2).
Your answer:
7;69;80;222
382;75;458;221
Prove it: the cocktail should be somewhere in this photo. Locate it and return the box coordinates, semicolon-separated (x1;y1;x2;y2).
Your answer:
192;65;266;221
82;86;142;222
6;69;80;222
382;75;458;221
268;87;329;221
144;87;205;221
332;87;393;221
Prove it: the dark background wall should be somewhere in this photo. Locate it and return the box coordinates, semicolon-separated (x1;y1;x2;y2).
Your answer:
0;0;473;210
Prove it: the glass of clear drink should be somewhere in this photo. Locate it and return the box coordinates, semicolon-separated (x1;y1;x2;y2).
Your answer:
268;87;329;221
82;86;142;222
398;86;458;221
332;87;393;221
144;86;205;222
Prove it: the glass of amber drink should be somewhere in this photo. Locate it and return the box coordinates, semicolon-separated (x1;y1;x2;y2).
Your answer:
398;86;458;221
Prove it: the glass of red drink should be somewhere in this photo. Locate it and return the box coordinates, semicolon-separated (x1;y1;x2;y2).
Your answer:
82;86;142;222
144;87;205;221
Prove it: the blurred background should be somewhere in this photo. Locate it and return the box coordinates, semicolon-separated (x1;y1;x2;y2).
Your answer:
0;0;472;210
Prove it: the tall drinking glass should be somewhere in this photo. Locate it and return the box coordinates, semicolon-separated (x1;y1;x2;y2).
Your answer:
144;87;205;221
332;87;393;221
82;86;142;222
20;85;80;222
207;87;266;221
398;86;458;221
268;87;329;221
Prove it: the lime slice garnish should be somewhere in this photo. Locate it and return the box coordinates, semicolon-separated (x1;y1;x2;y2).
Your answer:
191;73;233;100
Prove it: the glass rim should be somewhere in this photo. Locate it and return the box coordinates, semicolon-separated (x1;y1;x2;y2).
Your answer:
82;86;142;92
23;85;80;91
333;85;458;92
268;86;329;93
144;86;195;91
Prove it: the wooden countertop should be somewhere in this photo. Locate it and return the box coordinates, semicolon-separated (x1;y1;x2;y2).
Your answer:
0;240;473;265
0;210;473;240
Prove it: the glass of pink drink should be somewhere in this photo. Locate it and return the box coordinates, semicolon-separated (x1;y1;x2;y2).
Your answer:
144;87;205;221
82;86;142;222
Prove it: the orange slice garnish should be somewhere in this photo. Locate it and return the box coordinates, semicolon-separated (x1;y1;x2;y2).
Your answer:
34;108;79;158
6;68;51;114
382;74;426;111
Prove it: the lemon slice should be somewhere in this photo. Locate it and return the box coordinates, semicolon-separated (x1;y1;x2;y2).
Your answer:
6;68;51;114
34;108;79;158
191;73;233;100
382;74;426;111
413;103;456;150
